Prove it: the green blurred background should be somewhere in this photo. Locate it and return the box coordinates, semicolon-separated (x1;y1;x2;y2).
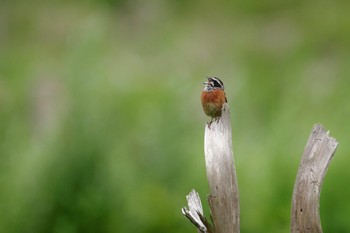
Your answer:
1;0;350;232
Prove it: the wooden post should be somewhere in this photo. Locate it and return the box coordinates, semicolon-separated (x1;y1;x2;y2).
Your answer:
204;103;240;233
291;124;338;233
182;103;239;233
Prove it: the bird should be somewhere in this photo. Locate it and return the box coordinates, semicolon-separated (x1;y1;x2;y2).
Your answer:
201;77;227;127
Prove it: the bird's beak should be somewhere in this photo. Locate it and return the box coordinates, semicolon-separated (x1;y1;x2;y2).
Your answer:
204;76;211;85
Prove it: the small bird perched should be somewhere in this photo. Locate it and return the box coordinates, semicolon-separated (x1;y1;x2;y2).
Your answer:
201;77;227;126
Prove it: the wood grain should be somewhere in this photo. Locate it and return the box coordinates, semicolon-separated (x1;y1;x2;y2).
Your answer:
291;124;338;233
204;103;240;233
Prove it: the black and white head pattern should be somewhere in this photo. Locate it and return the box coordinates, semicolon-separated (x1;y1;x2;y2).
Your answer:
208;77;224;89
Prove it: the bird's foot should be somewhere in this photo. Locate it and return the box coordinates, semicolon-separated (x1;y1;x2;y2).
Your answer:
207;122;212;129
207;118;213;129
207;117;221;129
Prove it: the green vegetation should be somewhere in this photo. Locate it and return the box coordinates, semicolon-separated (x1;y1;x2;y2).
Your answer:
1;1;350;232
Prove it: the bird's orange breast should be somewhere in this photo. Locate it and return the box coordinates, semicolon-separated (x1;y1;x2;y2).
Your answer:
201;89;227;118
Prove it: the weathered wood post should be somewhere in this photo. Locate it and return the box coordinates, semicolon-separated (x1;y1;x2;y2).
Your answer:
204;103;240;233
182;103;239;233
291;124;338;233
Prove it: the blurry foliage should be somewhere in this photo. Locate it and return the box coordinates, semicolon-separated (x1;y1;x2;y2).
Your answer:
1;0;350;233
